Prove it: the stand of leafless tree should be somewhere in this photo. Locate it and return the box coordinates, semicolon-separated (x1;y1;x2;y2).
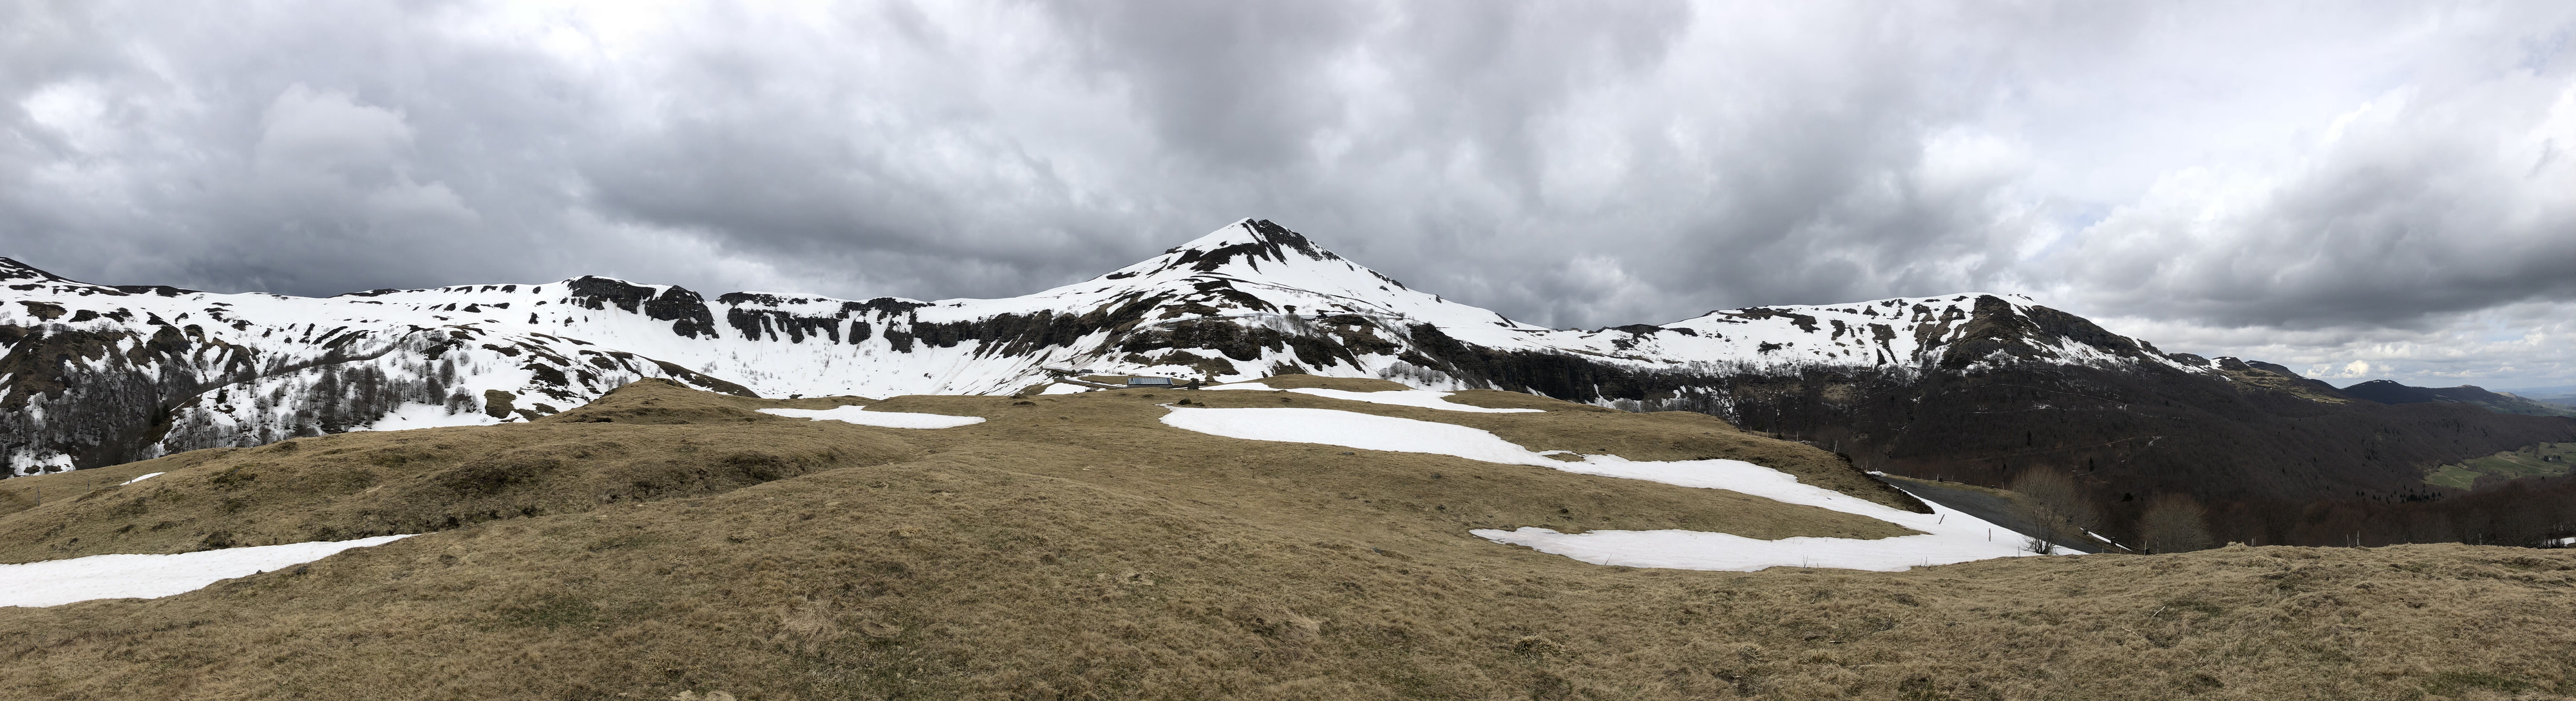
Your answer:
2137;494;2212;553
2009;468;2099;553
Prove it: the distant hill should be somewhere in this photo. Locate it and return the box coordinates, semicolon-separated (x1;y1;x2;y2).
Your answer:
2497;385;2576;407
2341;380;2576;418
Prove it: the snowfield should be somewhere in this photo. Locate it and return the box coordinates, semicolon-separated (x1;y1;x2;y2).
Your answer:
758;405;987;428
1159;406;2058;571
1208;382;1542;413
1161;407;1551;465
0;535;415;608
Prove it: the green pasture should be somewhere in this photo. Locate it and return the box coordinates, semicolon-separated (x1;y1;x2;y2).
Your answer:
2423;441;2575;489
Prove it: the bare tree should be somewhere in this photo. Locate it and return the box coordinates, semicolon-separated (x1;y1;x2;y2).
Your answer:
2137;494;2212;553
2009;468;2099;553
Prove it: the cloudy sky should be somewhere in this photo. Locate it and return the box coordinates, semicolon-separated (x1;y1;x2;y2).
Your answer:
6;1;2574;389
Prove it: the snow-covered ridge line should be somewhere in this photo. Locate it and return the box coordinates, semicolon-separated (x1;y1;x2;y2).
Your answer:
2;220;2197;474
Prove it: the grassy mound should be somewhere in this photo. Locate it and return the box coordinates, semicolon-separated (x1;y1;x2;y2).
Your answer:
1;380;2569;699
0;381;922;562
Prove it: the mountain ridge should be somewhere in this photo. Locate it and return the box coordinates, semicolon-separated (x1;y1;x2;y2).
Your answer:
1;218;2202;472
8;218;2574;548
2339;379;2576;418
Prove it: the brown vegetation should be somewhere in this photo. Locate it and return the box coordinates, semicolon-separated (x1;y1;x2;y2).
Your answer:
1;378;1917;566
2006;468;2101;553
3;380;2572;699
2137;494;2216;554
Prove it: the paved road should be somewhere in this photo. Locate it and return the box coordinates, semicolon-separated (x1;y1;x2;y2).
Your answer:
1880;475;2105;555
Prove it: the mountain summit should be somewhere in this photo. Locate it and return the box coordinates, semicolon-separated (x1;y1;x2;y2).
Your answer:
5;218;2570;550
4;218;2188;472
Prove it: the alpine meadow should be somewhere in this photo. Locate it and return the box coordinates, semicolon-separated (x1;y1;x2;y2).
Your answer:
7;2;2576;700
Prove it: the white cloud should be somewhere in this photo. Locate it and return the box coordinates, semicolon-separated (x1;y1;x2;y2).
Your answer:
1;0;2573;386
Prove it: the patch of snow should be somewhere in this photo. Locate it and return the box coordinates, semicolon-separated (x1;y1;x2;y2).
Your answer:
7;452;73;475
1039;383;1090;395
118;472;164;486
349;401;493;432
1162;407;1546;465
1160;406;2054;570
758;405;987;429
1209;382;1541;413
0;535;415;608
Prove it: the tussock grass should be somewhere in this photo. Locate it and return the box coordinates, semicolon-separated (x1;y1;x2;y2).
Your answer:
1;380;2569;700
0;385;920;562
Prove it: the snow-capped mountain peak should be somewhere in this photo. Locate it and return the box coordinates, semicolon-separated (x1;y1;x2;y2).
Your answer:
1;219;2201;474
1019;218;1426;315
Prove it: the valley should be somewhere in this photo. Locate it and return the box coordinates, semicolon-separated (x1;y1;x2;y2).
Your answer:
2425;442;2576;490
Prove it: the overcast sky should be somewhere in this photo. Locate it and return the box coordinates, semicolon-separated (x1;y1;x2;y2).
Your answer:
6;1;2575;389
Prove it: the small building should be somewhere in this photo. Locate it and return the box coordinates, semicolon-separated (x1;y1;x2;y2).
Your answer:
1126;377;1175;389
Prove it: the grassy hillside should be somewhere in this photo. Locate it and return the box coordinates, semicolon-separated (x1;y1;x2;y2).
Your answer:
2;380;2571;699
2424;441;2576;490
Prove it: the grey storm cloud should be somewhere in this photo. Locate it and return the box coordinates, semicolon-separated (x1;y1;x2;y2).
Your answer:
5;1;2575;385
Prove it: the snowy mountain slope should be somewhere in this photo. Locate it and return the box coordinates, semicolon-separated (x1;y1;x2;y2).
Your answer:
0;218;2228;474
0;263;762;473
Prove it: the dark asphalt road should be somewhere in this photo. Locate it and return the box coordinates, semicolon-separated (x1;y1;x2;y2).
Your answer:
1880;475;2107;554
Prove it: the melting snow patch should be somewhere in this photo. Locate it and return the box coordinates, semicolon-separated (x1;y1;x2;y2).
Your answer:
759;405;987;429
1160;406;2056;571
1209;382;1541;413
119;472;165;486
0;535;415;608
350;401;495;432
1162;407;1546;465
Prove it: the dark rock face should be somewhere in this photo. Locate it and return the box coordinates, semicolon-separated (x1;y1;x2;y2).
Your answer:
0;258;70;283
570;277;719;339
1170;218;1331;273
1;265;768;474
724;307;846;343
0;324;200;468
0;318;430;470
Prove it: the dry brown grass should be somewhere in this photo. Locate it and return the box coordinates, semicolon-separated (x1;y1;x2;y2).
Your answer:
1;381;2570;700
0;383;920;562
